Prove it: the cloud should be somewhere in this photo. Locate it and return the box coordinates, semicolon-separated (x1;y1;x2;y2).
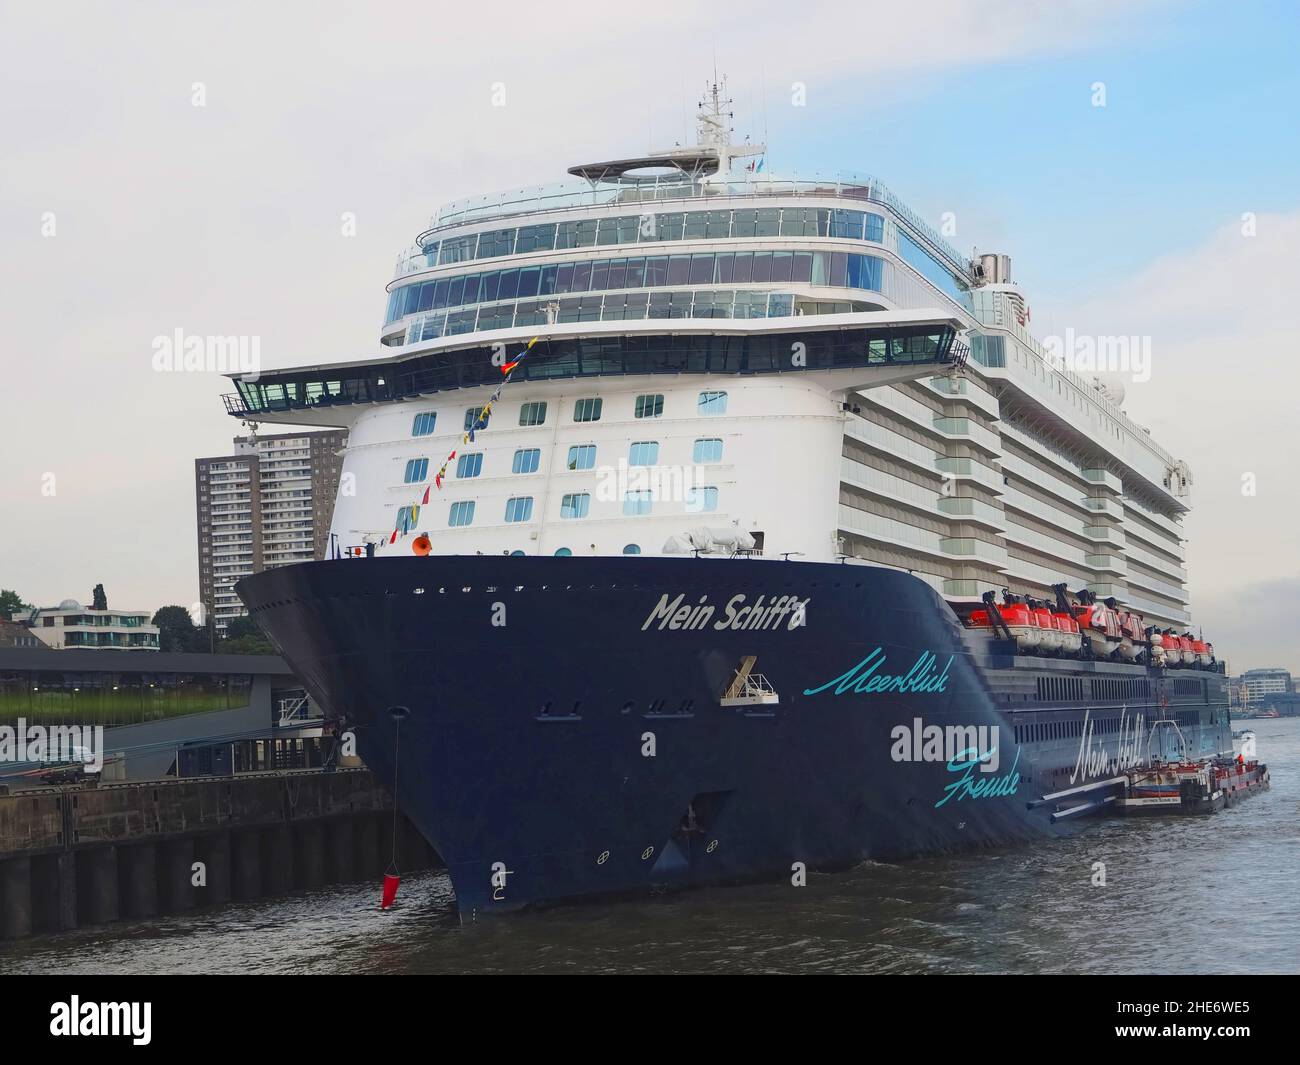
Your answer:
1039;210;1300;617
0;0;1269;631
1196;579;1300;676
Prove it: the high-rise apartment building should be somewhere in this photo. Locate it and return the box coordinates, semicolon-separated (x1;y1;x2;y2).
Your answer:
196;430;347;635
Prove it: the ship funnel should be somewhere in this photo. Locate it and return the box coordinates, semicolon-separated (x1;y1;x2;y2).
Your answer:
974;253;1012;285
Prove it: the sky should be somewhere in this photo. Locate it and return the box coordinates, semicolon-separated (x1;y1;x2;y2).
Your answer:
1;0;1297;671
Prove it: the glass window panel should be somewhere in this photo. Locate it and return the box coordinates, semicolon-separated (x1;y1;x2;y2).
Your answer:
480;272;500;302
555;263;574;293
537;265;557;296
688;254;714;284
635;394;664;418
511;448;541;474
516;267;540;298
560;493;590;519
567;444;596;470
456;452;483;478
606;259;626;289
830;252;848;288
505;497;534;523
732;252;752;283
750;252;772;283
572;261;592;291
497;270;519;300
686;486;719;513
590;260;609;290
432;279;449;310
622;491;654;516
629;441;659;465
625;257;646;288
792;252;813;283
698;390;728;415
692;438;723;463
715;252;734;284
756;209;780;237
769;252;793;283
448;501;474;526
519;401;547;426
574;397;602;422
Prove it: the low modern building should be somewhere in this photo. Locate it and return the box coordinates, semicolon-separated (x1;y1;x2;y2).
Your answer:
196;429;348;637
0;645;322;781
9;601;160;651
1238;668;1294;704
1235;667;1297;715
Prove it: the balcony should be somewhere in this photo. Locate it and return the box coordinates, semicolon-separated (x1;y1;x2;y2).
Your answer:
935;456;1004;495
936;495;1007;531
1083;468;1123;493
1082;497;1124;520
932;416;1001;454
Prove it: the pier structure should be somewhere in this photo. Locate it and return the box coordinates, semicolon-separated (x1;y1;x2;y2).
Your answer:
0;769;438;939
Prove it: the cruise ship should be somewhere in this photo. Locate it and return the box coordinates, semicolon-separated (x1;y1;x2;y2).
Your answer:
227;84;1231;917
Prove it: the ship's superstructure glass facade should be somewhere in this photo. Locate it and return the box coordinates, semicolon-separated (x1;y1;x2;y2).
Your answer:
227;130;1196;630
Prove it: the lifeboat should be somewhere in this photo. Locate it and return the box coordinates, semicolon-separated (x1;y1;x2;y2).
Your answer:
1189;636;1212;669
1001;599;1042;652
1115;612;1145;663
1031;601;1061;654
1073;600;1120;658
1053;611;1081;656
1162;630;1184;667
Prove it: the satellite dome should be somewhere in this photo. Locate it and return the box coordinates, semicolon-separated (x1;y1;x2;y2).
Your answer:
58;598;81;610
1089;374;1126;408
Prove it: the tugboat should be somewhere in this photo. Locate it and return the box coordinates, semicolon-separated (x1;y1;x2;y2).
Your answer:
1117;718;1268;815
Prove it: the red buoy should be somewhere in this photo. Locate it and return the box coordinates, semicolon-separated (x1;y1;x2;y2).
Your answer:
381;873;401;910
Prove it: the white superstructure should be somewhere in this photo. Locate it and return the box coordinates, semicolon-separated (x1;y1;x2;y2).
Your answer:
228;81;1196;630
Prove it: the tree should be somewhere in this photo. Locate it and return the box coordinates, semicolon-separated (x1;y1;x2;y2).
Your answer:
152;605;207;653
91;583;107;610
0;589;32;620
219;614;275;655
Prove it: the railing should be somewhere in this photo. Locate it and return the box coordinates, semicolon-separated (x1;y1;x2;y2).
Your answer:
422;171;970;278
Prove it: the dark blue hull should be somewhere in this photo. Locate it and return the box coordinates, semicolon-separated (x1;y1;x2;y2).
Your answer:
237;556;1230;917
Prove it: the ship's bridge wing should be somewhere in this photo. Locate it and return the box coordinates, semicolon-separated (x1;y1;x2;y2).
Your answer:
223;309;967;427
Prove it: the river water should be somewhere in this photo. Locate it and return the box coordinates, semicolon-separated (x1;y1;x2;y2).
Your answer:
3;719;1297;975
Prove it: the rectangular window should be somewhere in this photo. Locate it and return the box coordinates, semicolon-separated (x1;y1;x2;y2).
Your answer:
505;496;534;523
686;486;719;513
456;452;483;478
512;448;541;474
623;491;654;516
574;397;603;422
628;441;659;466
397;504;420;533
519;401;547;426
448;501;475;527
403;458;429;483
464;406;489;431
411;412;437;436
693;438;723;463
567;444;596;470
560;493;590;519
698;390;728;415
634;393;664;419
